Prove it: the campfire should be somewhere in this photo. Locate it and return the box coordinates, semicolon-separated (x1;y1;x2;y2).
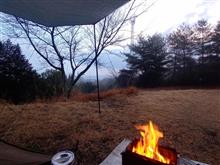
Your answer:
122;121;177;165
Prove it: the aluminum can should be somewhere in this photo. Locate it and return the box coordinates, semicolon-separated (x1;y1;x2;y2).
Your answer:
51;150;75;165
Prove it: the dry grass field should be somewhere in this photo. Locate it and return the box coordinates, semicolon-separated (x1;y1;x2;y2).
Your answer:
0;88;220;165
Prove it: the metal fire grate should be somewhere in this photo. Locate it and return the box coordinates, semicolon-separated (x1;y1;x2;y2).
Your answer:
121;139;177;165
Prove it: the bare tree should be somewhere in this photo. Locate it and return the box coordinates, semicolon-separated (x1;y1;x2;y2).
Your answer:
0;0;151;98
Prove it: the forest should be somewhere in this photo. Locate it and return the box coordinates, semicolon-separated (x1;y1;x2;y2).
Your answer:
118;19;220;87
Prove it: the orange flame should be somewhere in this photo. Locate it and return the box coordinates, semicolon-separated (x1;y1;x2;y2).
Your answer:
132;121;170;164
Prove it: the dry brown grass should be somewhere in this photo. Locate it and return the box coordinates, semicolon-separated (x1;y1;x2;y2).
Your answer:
35;87;138;103
71;87;138;102
0;89;220;165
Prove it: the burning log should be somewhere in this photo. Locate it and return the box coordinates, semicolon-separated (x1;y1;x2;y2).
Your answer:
122;141;177;165
122;121;177;165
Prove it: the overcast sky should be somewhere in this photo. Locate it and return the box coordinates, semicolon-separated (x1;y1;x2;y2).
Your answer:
135;0;220;35
88;0;220;80
1;0;220;80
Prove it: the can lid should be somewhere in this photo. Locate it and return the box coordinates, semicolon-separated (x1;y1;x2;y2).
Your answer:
51;151;75;165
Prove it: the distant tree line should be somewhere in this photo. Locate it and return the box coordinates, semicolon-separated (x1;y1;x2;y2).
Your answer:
1;19;220;104
0;40;102;103
117;20;220;87
0;40;65;103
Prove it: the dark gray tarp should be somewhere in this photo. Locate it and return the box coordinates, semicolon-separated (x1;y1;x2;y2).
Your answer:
0;140;51;165
0;0;129;26
0;1;130;164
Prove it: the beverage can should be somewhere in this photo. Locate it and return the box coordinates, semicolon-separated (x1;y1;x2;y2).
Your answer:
51;150;75;165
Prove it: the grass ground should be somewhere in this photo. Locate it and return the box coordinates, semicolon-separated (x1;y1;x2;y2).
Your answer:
0;89;219;165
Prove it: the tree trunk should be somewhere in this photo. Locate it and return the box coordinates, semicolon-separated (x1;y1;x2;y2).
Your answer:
67;86;73;99
61;70;67;98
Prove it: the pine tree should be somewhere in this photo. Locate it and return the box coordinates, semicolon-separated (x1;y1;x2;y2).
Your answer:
192;19;213;65
125;34;168;87
212;21;220;56
0;40;38;103
167;24;195;84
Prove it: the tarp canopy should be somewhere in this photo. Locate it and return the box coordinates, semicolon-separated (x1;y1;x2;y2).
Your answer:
0;1;131;164
0;0;129;27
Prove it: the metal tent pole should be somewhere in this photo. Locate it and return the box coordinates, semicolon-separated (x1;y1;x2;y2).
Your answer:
93;24;101;114
95;58;101;113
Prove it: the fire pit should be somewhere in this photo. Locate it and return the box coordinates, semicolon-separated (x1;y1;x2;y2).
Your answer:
122;142;177;165
122;121;177;165
100;121;208;165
